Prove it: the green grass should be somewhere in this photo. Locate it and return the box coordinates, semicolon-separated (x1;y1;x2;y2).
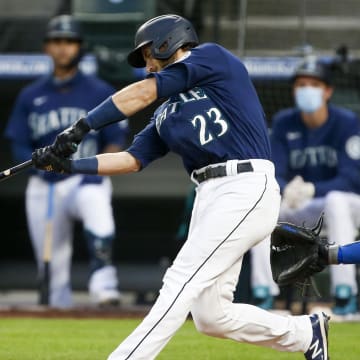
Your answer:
0;318;359;359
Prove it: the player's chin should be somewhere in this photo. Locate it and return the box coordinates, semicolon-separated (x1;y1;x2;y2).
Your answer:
54;58;77;69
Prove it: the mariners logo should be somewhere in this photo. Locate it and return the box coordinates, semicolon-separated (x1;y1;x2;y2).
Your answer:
345;135;360;159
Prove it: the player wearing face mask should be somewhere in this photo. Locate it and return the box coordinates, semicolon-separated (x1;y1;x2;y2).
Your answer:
250;58;360;316
294;85;325;114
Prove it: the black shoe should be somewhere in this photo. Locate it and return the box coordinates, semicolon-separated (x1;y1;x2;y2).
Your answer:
304;312;330;360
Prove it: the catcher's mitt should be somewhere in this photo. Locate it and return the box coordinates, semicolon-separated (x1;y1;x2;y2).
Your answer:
270;214;328;290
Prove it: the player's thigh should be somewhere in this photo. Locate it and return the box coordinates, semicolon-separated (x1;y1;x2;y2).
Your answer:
72;177;115;236
26;177;49;261
347;193;360;228
166;173;280;290
279;197;325;226
191;257;243;324
26;177;73;261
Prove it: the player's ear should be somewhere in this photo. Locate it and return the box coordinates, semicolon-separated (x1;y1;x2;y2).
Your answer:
43;41;51;56
324;85;334;101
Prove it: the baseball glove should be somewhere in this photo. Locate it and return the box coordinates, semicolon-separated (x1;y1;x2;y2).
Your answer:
270;214;327;290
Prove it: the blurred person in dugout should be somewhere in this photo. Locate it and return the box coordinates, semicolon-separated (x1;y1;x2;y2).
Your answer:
4;15;129;308
251;58;360;316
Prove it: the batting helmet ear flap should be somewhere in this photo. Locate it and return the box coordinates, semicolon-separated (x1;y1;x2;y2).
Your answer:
127;14;199;68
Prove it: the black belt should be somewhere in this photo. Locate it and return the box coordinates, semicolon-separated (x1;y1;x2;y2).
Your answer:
193;162;254;183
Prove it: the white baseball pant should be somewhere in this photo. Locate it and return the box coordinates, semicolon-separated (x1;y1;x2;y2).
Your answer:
26;174;115;307
108;160;312;360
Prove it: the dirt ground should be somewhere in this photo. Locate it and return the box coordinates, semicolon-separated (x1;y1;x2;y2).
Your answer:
0;304;150;319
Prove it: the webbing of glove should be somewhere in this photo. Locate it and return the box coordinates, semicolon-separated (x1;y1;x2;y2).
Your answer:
270;214;325;290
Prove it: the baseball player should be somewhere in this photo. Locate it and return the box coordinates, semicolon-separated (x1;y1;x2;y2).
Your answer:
263;58;360;316
4;15;129;308
251;230;280;309
31;14;329;360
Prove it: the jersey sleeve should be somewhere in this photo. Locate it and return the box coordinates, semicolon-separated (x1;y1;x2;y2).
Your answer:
126;120;169;170
4;89;33;162
5;90;31;143
314;115;360;196
150;43;230;99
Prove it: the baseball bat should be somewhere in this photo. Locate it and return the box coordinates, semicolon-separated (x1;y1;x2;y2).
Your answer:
0;159;33;182
39;184;55;306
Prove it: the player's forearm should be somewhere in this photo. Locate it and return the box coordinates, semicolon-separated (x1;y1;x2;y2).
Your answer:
96;151;141;175
112;78;157;116
337;242;360;264
70;152;140;175
321;241;360;265
85;78;157;130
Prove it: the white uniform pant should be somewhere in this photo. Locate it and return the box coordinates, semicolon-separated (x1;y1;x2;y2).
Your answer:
279;192;359;295
108;160;312;360
26;175;115;307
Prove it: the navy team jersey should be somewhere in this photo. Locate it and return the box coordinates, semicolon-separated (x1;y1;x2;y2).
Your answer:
271;104;360;196
127;43;270;174
5;71;129;182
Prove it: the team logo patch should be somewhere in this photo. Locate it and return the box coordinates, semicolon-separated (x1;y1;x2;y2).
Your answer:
33;96;47;106
286;131;301;140
345;135;360;159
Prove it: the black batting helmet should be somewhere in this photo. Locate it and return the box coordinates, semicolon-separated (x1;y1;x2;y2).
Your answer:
127;14;199;68
293;58;331;85
44;15;83;42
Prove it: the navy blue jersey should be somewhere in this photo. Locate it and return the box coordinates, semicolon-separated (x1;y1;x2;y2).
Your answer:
127;43;269;174
271;104;360;196
5;71;129;182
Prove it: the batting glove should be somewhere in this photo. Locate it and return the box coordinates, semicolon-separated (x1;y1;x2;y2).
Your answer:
53;118;91;157
32;146;72;174
283;175;315;209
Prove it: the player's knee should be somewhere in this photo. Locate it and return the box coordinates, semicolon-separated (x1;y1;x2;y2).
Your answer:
325;190;348;209
84;229;115;273
192;308;224;337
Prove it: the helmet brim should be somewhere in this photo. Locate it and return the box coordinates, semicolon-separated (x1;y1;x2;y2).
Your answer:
292;70;331;85
44;31;82;42
127;48;146;68
127;40;153;68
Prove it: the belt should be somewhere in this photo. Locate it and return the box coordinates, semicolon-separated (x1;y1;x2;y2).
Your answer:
193;161;254;184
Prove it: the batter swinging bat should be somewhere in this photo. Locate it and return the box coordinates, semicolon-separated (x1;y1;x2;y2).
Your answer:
0;159;33;182
39;183;55;306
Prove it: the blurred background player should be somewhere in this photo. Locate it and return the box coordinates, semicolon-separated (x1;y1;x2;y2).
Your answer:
252;58;360;315
4;15;129;308
251;231;280;309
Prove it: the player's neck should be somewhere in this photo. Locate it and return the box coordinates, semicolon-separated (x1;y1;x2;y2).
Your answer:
53;66;78;81
301;105;329;129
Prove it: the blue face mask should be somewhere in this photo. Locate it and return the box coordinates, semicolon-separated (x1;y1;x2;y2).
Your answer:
294;86;324;113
